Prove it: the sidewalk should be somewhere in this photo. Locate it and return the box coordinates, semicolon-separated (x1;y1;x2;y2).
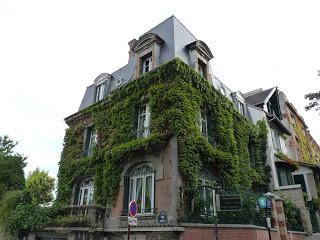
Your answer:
306;233;320;240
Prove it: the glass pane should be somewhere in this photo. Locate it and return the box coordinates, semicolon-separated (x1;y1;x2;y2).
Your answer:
139;115;146;132
129;178;134;202
78;189;83;205
139;106;146;115
145;175;152;213
83;189;88;205
136;178;143;213
88;187;94;204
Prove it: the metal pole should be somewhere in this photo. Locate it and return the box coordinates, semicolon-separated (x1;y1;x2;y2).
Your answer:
127;223;130;240
266;197;271;240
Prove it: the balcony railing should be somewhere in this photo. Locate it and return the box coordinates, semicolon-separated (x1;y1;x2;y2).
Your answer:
65;205;106;227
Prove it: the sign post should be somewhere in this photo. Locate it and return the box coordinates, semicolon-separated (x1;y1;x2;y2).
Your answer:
127;200;138;240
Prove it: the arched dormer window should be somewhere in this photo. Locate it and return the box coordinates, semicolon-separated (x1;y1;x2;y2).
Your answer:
186;40;213;80
77;178;94;205
129;33;164;78
123;163;156;215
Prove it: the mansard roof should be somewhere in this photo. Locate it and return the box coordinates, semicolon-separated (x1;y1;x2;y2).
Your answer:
244;87;276;106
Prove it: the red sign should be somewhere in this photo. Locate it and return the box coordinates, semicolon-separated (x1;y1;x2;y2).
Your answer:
129;200;138;217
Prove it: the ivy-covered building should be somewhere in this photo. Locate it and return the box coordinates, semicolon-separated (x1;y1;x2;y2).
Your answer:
244;87;320;233
34;16;317;239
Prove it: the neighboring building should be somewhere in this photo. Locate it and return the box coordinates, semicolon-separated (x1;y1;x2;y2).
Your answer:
32;16;318;240
244;87;320;234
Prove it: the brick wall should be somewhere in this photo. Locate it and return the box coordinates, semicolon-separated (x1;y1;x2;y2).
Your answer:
181;226;281;240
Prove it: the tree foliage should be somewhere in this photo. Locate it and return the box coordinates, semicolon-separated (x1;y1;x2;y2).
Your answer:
0;135;26;199
305;91;320;112
26;168;55;204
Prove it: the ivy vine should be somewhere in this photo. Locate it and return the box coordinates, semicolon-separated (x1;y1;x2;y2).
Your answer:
56;58;269;206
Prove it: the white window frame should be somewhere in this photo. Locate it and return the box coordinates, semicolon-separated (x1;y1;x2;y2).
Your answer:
238;101;245;115
142;56;153;74
78;179;94;205
95;82;105;102
200;110;208;137
85;127;97;156
137;104;150;138
129;171;155;215
220;86;226;96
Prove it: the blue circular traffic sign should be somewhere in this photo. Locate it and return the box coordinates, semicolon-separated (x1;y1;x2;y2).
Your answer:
129;200;138;217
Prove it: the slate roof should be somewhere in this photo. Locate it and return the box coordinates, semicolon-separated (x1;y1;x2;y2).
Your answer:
78;15;202;111
244;88;275;106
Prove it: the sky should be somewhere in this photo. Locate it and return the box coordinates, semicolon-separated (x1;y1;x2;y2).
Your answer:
0;0;319;180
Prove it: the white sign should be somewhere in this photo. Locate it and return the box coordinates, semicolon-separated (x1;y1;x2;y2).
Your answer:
128;216;138;226
266;217;271;228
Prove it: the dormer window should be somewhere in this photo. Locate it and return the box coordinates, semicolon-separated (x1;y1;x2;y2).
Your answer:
238;101;245;115
220;86;226;96
198;59;207;79
141;53;152;74
95;82;105;102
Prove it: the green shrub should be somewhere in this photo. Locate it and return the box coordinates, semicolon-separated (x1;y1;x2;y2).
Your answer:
8;204;51;238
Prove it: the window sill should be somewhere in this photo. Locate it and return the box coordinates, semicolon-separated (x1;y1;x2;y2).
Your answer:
275;184;301;190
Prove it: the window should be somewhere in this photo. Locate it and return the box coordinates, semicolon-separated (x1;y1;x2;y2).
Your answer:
198;59;207;79
137;105;150;138
277;164;294;186
271;128;281;151
77;178;94;205
220;86;226;96
199;179;215;217
95;82;105;102
200;109;208;137
124;164;155;215
141;53;152;74
84;126;97;156
238;101;245;115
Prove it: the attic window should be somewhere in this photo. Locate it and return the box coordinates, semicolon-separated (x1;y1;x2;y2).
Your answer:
95;82;105;102
141;52;152;74
198;59;207;79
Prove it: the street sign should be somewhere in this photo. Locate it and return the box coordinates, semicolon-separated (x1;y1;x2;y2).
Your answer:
257;196;267;209
266;198;272;209
129;200;138;217
128;216;138;226
158;212;168;224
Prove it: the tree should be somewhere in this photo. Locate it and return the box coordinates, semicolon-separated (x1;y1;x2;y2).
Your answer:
305;70;320;112
0;135;26;199
26;168;55;204
305;91;320;112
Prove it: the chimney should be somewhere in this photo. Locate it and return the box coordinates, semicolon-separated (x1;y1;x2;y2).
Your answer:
128;39;137;61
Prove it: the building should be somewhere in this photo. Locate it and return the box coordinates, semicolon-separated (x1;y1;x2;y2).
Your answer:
33;16;317;240
244;87;320;233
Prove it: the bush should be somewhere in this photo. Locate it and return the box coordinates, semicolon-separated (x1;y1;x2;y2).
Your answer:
8;204;51;238
0;190;31;239
283;196;304;231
